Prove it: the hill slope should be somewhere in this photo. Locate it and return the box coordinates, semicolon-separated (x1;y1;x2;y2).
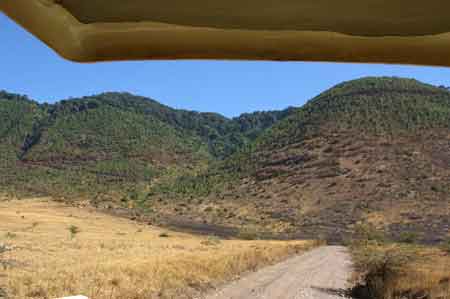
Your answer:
0;93;211;197
1;77;449;243
0;92;43;164
146;77;450;243
0;91;290;198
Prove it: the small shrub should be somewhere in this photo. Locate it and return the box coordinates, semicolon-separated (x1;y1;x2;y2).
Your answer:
0;243;13;271
4;232;17;239
430;185;440;192
441;239;450;254
351;244;420;299
68;225;80;239
0;243;12;254
204;207;213;213
352;223;387;245
159;232;169;238
26;286;47;298
237;228;260;240
398;232;418;244
201;236;221;246
30;222;39;231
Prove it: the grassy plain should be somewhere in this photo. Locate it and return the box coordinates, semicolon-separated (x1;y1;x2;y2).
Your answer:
0;198;316;299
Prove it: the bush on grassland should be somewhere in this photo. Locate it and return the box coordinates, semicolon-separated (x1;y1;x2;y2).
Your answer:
351;243;450;299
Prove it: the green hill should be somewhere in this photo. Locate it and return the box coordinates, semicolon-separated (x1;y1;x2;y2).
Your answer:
1;77;449;243
0;90;291;198
214;77;450;176
0;92;211;197
257;77;450;151
0;91;43;164
147;77;450;243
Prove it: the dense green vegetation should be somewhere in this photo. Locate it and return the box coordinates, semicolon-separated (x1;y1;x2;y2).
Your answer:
1;77;450;200
206;77;450;179
64;92;294;158
0;92;43;163
256;77;450;151
166;77;450;199
0;90;291;197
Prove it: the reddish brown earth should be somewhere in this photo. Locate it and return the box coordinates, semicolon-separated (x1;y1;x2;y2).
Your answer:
147;130;450;244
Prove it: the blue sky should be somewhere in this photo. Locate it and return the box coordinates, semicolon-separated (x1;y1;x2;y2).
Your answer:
2;13;450;117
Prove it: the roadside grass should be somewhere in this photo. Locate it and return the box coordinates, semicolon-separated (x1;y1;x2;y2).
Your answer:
0;199;318;299
349;225;450;299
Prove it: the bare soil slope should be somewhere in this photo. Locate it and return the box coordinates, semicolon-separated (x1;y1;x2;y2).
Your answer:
146;78;450;244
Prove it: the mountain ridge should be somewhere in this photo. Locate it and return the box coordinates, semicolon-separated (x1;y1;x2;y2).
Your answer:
1;76;449;243
131;77;450;243
0;88;293;197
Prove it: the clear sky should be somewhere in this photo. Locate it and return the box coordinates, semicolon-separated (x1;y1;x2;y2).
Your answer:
2;12;450;118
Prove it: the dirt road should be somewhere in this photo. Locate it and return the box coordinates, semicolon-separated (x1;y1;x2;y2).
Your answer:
204;246;353;299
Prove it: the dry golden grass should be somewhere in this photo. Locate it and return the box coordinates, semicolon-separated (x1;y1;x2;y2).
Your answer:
392;246;450;298
0;198;317;299
352;243;450;299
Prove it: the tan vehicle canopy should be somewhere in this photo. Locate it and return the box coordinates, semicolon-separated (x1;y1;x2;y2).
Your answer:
2;0;450;65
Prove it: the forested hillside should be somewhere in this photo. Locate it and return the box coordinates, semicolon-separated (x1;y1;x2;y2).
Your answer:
0;92;43;164
142;77;450;243
1;77;449;243
0;90;291;197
